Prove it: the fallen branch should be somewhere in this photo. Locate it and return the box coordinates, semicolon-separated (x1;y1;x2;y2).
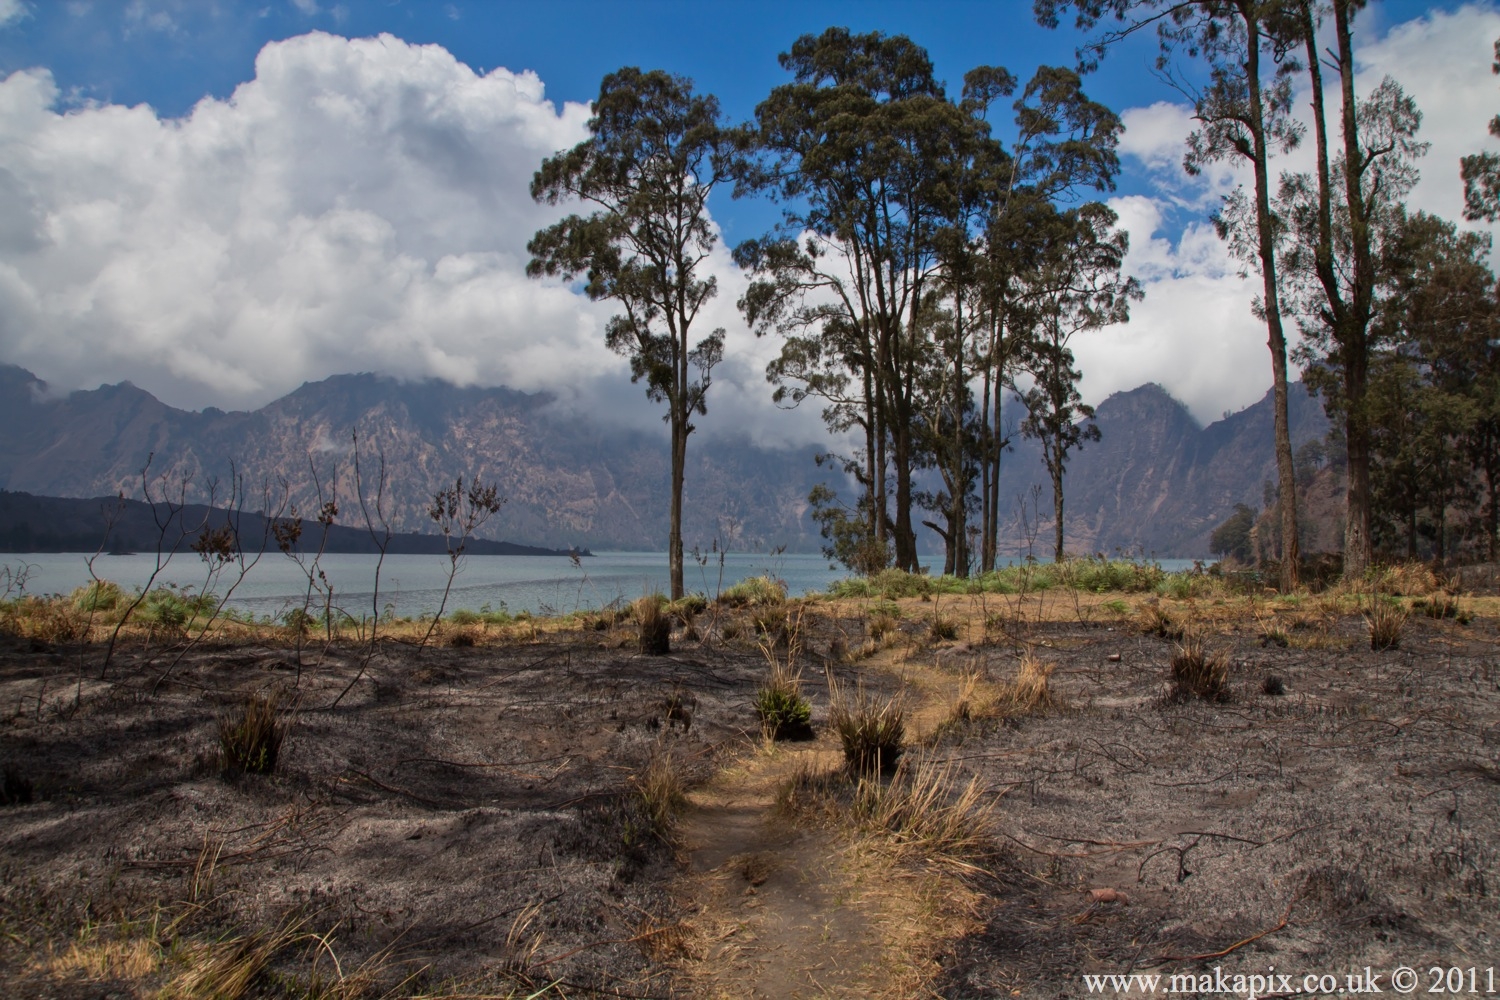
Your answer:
1157;896;1297;962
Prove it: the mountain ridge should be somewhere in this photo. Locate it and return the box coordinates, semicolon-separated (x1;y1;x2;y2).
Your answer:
0;364;1330;558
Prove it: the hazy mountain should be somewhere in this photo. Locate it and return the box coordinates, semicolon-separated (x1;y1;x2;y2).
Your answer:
0;365;1330;558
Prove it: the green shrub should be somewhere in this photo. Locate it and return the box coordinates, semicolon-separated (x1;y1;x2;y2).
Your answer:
448;608;481;626
719;575;787;608
755;672;813;741
670;594;708;620
71;579;125;615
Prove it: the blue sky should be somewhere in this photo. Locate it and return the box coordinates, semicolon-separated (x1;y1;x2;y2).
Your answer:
0;0;1496;440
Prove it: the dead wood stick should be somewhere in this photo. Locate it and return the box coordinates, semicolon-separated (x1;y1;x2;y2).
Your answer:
344;768;454;808
1157;896;1296;962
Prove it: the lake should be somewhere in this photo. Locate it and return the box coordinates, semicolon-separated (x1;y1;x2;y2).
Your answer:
2;550;1210;620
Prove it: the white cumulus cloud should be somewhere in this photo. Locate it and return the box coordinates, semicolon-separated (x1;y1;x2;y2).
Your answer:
0;30;827;448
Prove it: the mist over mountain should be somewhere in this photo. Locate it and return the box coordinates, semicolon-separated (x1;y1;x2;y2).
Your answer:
0;364;1328;559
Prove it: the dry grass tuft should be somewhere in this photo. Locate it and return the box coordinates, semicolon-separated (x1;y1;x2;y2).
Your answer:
635;594;671;656
867;608;901;642
1007;653;1059;713
2;596;88;644
1169;633;1229;702
1137;603;1183;641
162;917;306;1000
218;689;289;776
853;759;994;870
632;746;685;837
827;677;905;776
927;611;960;642
1365;600;1407;651
1370;561;1440;597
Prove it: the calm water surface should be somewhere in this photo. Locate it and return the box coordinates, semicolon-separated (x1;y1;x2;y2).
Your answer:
5;550;1209;620
5;550;843;619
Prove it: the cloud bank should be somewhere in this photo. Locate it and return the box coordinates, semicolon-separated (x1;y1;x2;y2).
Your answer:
1;11;1495;444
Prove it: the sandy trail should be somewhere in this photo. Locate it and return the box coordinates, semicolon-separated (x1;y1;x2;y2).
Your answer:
673;640;976;998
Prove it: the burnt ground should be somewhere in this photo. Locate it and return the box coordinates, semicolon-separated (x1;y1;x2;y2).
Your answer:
924;597;1500;997
0;594;1497;998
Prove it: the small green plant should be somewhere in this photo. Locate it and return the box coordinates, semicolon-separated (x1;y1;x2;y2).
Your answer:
447;608;481;626
1169;633;1229;702
1099;598;1131;616
755;669;813;741
1365;600;1407;651
670;594;708;621
1261;624;1290;648
828;680;905;776
219;689;288;776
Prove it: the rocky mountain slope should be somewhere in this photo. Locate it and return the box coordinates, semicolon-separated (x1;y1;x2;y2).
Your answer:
0;365;1331;558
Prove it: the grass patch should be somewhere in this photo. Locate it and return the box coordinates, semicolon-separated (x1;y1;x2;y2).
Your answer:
718;575;787;608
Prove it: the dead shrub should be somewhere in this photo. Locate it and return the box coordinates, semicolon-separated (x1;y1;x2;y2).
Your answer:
1169;633;1229;702
219;689;289;776
448;629;478;648
828;678;905;776
1262;674;1287;696
1006;653;1059;713
1365;600;1407;651
635;594;671;656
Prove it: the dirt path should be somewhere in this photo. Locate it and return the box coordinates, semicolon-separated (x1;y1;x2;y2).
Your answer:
673;639;975;998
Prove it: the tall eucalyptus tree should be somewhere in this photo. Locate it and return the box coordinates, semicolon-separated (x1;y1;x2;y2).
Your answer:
528;68;735;599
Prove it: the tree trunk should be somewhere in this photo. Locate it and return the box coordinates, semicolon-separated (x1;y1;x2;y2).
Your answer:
1335;0;1375;580
1051;436;1066;563
1245;5;1299;591
669;415;686;600
892;418;918;572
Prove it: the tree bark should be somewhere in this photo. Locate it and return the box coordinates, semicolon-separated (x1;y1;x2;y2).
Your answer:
1334;0;1375;579
1244;2;1299;591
